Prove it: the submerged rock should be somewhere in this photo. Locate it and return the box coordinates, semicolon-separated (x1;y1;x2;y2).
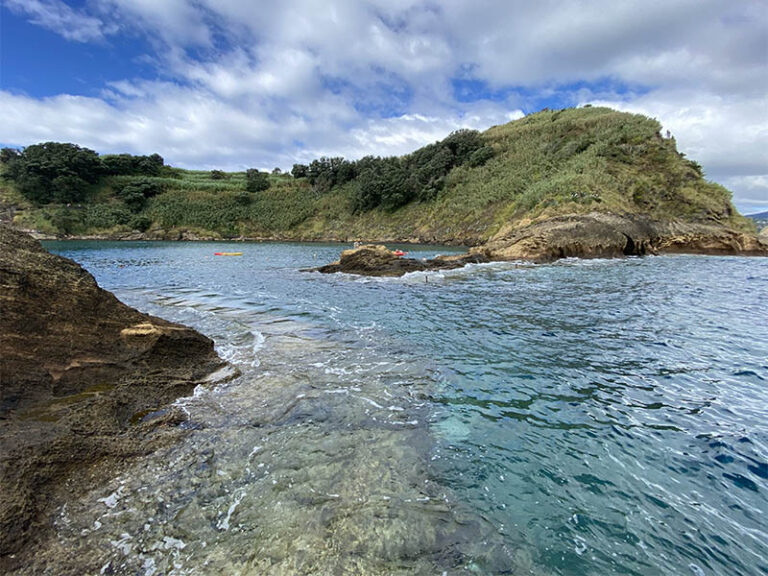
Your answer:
0;225;226;566
309;244;488;277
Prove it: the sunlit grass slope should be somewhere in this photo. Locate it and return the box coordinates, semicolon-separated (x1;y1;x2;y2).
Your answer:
2;107;752;242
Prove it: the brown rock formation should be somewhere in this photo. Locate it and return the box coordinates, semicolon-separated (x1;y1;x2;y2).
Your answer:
474;213;768;262
0;225;226;565
312;214;767;276
309;244;487;277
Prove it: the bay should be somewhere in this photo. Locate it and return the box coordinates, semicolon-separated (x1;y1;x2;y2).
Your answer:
39;241;768;575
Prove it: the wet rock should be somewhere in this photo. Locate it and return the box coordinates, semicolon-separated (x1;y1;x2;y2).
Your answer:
0;225;225;566
476;212;768;262
308;244;488;277
312;215;767;276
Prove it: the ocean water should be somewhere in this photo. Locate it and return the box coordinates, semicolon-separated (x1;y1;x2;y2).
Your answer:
40;241;768;575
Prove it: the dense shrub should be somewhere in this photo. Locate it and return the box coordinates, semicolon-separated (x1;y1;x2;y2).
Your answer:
235;191;253;205
116;179;162;212
291;164;308;178
354;156;409;212
210;170;228;180
349;129;485;210
83;204;132;228
130;215;152;232
468;145;495;167
0;147;20;165
51;174;89;203
291;128;488;211
3;142;101;204
48;207;84;235
245;169;270;192
440;129;485;164
16;173;54;204
303;157;357;193
101;153;164;176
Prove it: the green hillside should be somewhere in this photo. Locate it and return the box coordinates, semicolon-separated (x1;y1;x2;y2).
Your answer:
0;106;753;242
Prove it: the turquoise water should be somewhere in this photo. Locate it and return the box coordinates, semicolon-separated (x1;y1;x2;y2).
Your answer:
42;242;768;575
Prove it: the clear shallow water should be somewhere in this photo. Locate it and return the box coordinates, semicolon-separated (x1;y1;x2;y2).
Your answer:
41;241;768;575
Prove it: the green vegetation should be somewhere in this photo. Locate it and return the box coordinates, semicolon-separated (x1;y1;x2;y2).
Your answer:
245;169;271;193
0;107;752;240
1;143;101;204
116;178;162;212
101;152;164;176
290;129;491;211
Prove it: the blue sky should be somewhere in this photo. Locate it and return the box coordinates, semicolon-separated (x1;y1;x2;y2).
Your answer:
1;0;767;213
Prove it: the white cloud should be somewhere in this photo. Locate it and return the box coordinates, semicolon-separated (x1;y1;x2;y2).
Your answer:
4;0;107;42
0;87;516;173
95;0;212;46
1;0;766;211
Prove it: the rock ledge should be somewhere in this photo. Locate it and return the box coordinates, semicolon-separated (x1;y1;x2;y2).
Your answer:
0;225;226;566
311;214;768;277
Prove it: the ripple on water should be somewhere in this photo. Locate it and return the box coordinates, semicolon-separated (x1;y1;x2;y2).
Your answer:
37;244;768;576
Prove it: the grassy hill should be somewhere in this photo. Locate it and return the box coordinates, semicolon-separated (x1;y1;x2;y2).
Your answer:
0;106;753;242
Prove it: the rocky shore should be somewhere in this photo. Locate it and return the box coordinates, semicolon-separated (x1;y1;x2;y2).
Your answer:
475;212;768;262
310;213;768;276
0;226;227;569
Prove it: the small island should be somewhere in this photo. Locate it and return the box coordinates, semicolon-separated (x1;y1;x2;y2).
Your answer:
1;107;765;264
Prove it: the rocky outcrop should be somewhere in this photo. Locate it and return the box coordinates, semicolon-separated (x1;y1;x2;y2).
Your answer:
309;244;488;277
312;214;767;276
474;213;768;262
0;225;226;565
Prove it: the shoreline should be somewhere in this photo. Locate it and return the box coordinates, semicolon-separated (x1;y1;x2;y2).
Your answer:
0;226;229;569
4;229;767;574
21;211;768;267
25;229;478;247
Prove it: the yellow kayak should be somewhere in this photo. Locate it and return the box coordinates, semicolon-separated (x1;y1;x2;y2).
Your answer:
214;252;243;256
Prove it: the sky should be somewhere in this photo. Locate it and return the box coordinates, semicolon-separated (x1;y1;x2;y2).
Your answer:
1;1;767;214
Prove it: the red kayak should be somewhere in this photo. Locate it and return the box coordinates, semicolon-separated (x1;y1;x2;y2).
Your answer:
394;250;407;256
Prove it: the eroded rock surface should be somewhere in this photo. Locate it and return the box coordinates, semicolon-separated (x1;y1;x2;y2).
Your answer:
0;225;225;566
310;244;488;277
313;214;767;276
474;212;768;262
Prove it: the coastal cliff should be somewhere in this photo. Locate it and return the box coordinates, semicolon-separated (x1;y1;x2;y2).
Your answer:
0;226;226;566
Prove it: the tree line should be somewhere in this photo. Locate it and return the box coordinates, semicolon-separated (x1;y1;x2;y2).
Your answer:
0;143;165;204
290;129;494;211
1;129;494;213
